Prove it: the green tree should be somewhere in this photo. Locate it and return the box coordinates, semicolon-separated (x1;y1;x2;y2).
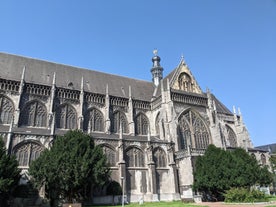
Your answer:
193;145;232;200
106;180;122;205
29;130;110;206
193;145;273;201
230;148;259;187
0;138;20;206
269;155;276;193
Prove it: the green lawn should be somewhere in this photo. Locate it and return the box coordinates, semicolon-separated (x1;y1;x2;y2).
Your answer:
269;196;276;201
91;201;206;207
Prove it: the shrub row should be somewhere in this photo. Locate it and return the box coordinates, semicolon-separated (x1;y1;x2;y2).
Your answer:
224;187;268;203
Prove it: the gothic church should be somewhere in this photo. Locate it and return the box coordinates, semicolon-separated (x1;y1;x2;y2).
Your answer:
0;52;267;202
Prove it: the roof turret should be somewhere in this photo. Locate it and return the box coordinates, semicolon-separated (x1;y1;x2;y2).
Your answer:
151;49;163;87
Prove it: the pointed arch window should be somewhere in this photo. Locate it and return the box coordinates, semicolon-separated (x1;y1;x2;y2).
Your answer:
178;72;193;92
226;125;237;147
56;104;77;129
178;110;210;150
0;95;14;124
194;117;209;149
153;147;167;168
84;108;104;132
20;101;47;127
177;122;190;150
101;145;116;166
251;153;256;160
14;142;44;167
126;147;144;167
135;113;149;135
111;111;128;134
261;154;266;165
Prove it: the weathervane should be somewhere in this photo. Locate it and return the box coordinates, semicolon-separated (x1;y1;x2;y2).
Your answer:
153;49;158;56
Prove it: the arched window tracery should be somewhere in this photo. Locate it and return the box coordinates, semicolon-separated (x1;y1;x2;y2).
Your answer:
226;125;237;147
20;101;47;127
178;72;193;92
84;108;104;132
178;110;210;150
153;147;167;168
125;147;144;167
0;95;14;124
134;113;149;135
101;145;116;166
194;117;209;149
261;154;266;165
14;142;44;167
111;111;128;134
56;104;77;129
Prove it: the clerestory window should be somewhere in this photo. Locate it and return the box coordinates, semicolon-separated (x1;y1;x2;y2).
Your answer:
0;95;14;125
20;101;47;127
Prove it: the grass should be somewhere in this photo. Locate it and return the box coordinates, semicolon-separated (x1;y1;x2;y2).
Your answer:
268;196;276;201
90;201;206;207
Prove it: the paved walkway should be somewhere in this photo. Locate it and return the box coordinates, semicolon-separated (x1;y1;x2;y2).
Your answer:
195;201;276;207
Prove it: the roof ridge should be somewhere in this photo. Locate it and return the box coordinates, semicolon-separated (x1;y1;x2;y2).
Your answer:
0;52;152;84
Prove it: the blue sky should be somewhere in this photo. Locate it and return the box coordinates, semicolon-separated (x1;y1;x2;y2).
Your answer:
1;1;275;146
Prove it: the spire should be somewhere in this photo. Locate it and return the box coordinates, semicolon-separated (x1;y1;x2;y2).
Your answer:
233;106;236;114
151;49;164;87
238;107;242;116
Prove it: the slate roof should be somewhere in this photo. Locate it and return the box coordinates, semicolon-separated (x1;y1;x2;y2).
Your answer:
255;143;276;153
0;52;155;101
0;52;234;116
211;94;233;115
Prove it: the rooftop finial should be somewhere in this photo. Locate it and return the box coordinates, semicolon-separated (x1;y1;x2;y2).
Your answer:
153;49;158;56
180;53;186;65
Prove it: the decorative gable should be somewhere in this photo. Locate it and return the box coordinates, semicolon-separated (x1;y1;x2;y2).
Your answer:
170;59;202;94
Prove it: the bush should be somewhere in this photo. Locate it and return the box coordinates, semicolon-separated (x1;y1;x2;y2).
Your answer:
224;187;268;203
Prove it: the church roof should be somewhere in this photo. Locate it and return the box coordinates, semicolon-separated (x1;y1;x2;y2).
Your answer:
211;94;233;115
255;143;276;153
0;52;155;101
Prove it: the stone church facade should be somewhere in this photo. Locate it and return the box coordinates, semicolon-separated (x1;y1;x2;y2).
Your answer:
0;52;268;202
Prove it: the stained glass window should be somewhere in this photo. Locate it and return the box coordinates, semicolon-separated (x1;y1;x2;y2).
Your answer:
14;142;44;167
0;95;14;124
111;111;128;134
153;147;167;168
101;145;116;166
20;101;47;127
178;110;210;150
126;147;144;167
135;113;149;135
226;125;237;147
84;108;104;132
56;104;77;129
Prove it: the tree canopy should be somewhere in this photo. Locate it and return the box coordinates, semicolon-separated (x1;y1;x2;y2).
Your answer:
0;138;20;206
193;145;273;201
270;154;276;193
29;130;110;205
